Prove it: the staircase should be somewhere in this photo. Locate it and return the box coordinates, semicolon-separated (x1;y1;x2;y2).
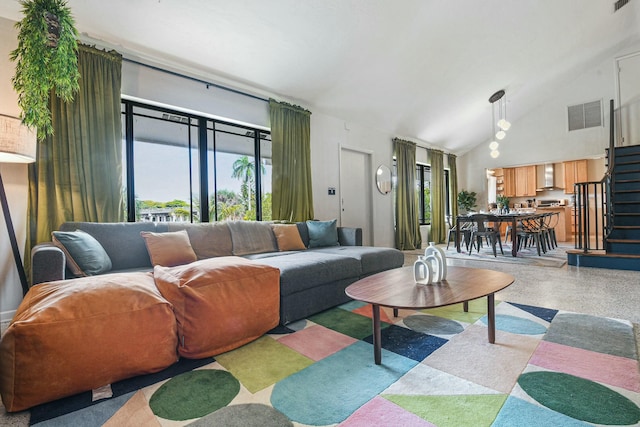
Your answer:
607;144;640;256
567;143;640;270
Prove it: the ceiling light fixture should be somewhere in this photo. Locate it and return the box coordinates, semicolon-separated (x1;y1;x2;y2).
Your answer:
496;95;511;131
488;89;511;158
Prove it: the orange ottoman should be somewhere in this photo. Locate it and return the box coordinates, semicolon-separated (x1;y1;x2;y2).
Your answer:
0;272;178;412
153;256;280;359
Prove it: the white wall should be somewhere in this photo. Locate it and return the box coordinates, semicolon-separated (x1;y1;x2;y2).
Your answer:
458;41;640;206
310;114;396;247
0;17;28;321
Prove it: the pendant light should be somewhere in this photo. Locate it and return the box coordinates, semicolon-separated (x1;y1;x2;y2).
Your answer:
488;90;511;157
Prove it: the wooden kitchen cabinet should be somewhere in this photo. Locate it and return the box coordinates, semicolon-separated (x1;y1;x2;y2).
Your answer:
503;168;515;197
563;160;588;194
493;167;518;198
514;165;536;197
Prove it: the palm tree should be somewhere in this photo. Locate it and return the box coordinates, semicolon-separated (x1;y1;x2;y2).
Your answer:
231;156;266;215
232;156;254;211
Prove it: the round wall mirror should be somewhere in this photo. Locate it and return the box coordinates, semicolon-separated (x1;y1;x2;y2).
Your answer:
376;164;392;194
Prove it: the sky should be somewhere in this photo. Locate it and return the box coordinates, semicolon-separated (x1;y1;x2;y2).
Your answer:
124;141;272;203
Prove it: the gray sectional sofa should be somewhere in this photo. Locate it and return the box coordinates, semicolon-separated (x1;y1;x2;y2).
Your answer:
31;220;404;324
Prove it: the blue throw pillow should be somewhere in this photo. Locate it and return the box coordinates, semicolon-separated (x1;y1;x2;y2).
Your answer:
306;219;339;248
52;230;112;276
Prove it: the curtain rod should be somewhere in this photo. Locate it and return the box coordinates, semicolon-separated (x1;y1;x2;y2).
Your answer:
122;57;270;103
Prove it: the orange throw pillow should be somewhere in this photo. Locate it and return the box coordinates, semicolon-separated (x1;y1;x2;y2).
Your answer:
140;229;197;267
271;224;306;251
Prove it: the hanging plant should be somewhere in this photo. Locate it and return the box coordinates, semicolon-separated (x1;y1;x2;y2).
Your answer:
10;0;80;140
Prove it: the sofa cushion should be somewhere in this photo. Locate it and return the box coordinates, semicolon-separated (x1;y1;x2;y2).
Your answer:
140;230;198;267
60;222;159;271
306;220;339;248
271;224;307;251
0;272;178;412
296;222;310;247
152;256;280;359
167;222;233;259
51;229;112;276
228;221;278;255
309;246;405;276
253;251;361;296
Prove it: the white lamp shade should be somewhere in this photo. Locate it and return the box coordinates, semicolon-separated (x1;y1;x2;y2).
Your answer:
497;119;511;131
0;115;37;164
489;141;499;151
490;149;500;158
495;130;506;140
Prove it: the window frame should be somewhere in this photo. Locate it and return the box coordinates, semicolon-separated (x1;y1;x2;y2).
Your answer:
416;163;451;226
121;99;271;223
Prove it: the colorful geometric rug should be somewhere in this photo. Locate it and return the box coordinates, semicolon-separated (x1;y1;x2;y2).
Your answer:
26;299;640;426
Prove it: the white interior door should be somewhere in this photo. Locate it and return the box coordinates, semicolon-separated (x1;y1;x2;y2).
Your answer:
340;148;373;245
618;53;640;147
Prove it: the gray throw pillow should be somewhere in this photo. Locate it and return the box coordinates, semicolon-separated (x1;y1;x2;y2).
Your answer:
52;230;112;276
227;221;278;255
306;219;339;248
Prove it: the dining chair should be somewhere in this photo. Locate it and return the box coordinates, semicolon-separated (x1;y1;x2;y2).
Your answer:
541;212;559;249
468;214;504;257
517;216;547;256
446;215;473;251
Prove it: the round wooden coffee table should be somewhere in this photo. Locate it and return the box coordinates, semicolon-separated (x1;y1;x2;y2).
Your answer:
345;266;515;364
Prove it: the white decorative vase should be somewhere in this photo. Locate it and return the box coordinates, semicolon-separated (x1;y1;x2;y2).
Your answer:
424;255;440;282
424;242;447;281
413;256;433;285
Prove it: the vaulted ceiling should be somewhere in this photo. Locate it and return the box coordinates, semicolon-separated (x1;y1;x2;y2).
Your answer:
1;0;639;154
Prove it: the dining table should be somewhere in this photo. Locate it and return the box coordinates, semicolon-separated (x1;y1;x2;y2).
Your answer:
455;212;546;257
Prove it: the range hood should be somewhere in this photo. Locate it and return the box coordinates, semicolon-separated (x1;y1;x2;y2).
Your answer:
536;163;560;191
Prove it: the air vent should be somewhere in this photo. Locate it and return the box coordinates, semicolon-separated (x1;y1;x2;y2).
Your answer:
567;100;602;131
614;0;630;12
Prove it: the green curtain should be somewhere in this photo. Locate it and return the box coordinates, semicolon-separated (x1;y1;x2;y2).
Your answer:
448;153;458;220
269;99;314;222
428;148;446;243
28;45;123;250
394;138;421;250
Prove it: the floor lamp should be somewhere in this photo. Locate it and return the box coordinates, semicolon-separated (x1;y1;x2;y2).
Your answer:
0;114;36;296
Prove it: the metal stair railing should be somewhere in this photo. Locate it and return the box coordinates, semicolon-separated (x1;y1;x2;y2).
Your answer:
573;100;615;253
574;180;608;251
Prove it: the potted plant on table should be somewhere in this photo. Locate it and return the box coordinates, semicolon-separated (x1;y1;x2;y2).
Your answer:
497;195;510;214
457;190;477;215
10;0;80;140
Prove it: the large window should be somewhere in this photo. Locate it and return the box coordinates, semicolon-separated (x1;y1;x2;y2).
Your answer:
415;164;450;225
122;100;271;223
